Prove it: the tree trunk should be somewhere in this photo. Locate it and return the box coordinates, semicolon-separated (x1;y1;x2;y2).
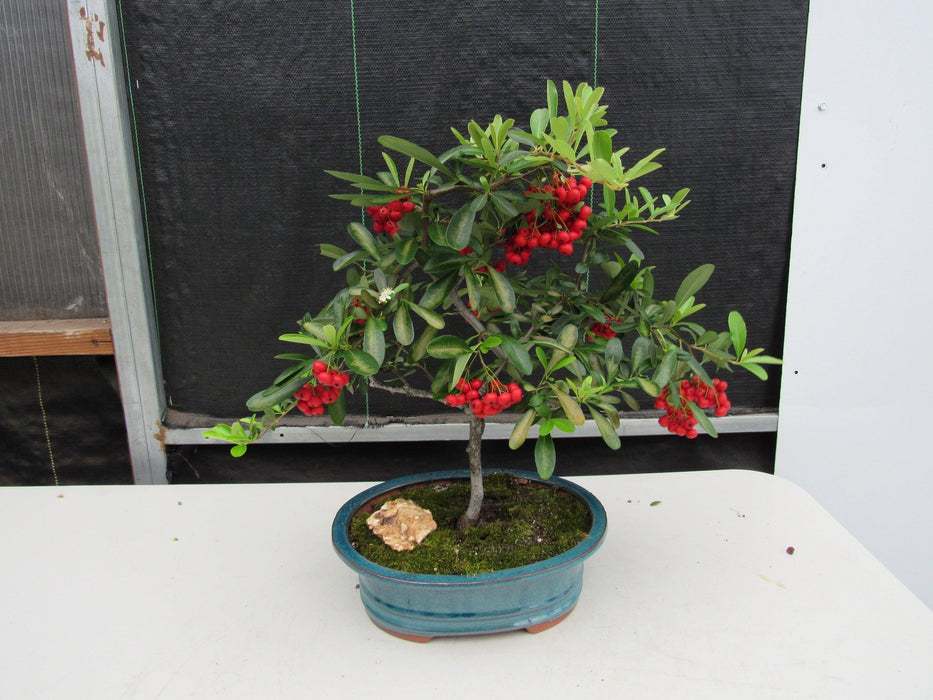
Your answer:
457;413;485;530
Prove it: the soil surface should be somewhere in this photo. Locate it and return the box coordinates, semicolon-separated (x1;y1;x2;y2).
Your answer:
349;472;592;575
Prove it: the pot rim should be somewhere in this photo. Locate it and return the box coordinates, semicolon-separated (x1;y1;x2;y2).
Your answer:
331;469;607;586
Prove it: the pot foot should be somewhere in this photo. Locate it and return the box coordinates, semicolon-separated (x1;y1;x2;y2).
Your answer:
378;626;433;643
524;610;573;634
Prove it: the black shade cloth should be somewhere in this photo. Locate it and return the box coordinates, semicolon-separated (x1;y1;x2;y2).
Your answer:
119;1;807;421
0;357;133;485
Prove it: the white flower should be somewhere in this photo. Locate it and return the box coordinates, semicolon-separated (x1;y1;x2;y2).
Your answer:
378;287;394;304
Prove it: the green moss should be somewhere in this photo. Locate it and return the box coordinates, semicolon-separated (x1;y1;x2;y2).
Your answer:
348;472;592;575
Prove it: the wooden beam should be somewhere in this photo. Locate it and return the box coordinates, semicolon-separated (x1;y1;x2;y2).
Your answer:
0;318;114;356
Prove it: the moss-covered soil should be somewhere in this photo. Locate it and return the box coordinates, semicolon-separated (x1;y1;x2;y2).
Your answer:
348;472;592;575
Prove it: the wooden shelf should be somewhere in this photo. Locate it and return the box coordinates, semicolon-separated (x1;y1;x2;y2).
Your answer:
0;318;113;356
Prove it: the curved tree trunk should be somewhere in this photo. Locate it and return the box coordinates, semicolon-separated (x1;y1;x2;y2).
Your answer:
457;413;485;530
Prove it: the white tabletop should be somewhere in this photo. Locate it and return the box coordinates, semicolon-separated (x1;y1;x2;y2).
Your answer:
1;469;931;698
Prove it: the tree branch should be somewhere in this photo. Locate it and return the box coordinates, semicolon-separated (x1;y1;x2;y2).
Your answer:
447;290;510;364
367;377;435;401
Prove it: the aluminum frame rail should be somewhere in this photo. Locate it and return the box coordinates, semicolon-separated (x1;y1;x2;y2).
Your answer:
66;0;167;483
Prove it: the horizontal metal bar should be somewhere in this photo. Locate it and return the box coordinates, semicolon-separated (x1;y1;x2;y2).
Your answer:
169;412;778;446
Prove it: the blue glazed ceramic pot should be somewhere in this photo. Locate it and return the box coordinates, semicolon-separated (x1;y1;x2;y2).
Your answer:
331;470;607;641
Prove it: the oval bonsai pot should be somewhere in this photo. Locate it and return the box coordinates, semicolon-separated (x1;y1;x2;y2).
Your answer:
331;469;607;641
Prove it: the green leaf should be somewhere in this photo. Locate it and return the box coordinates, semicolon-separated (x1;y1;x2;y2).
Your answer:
490;192;520;219
408;301;446;329
427;220;448;247
630;336;650;373
449;352;471;392
230;444;248;457
343;349;380;376
347;221;381;259
534;434;556;479
687;400;719;438
245;375;308;412
743;351;783;365
426;334;472;359
636;377;661;397
557;324;579;350
487;267;516;313
553;387;585;426
324;169;398;191
459;271;479;314
674;264;714;308
546;80;558;117
543;133;576;161
529;107;549;138
739;361;769;380
274;358;311;386
321;323;337;347
728;311;747;359
397;236;419;265
651;348;678;388
332;249;369;272
363;317;385;366
496;335;533;375
509;409;537;450
479;336;502;352
278;333;326;348
419;273;458;309
468;193;488;213
393;306;415;346
620;392;640;411
679;350;713;387
623;148;665;183
328;389;346;425
381;152;399;185
377;135;451;175
202;425;232;440
551;418;577;434
446;202;476;250
600;260;640;302
318;243;348;259
604;336;623;377
589;406;621;450
411;325;438;362
589;129;613;162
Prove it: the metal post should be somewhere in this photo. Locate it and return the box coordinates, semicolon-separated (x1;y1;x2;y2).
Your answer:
66;0;167;483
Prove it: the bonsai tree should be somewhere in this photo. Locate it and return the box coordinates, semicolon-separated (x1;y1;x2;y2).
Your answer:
205;80;779;529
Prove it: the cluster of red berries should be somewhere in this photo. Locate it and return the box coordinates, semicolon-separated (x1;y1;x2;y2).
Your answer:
294;361;350;416
444;378;524;419
504;174;592;265
589;318;620;340
654;376;731;438
366;197;416;236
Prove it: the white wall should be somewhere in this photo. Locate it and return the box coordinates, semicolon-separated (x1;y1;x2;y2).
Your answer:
776;0;933;609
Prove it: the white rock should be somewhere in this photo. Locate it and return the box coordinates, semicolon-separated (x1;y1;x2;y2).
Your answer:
366;498;437;551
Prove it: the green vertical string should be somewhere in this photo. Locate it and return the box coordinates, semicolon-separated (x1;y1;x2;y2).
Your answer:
349;0;371;427
350;0;365;209
593;0;600;88
585;0;600;292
